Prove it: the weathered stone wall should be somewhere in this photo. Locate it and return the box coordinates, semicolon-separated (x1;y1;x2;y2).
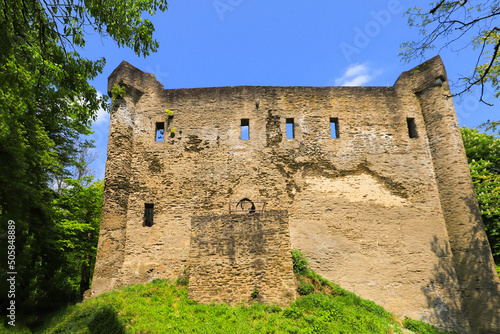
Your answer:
397;57;500;333
91;97;134;295
189;210;296;306
91;57;500;333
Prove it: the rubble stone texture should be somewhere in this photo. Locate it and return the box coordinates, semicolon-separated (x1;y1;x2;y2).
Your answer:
91;56;500;333
189;210;296;306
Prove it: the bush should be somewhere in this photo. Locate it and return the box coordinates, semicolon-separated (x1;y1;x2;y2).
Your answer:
175;277;189;286
294;292;329;310
282;306;303;319
291;249;309;275
297;279;315;296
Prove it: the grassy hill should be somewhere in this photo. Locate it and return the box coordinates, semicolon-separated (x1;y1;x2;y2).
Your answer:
2;252;456;334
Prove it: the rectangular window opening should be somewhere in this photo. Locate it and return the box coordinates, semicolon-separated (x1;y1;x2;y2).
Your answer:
241;119;249;140
155;122;165;142
407;117;418;139
144;203;154;227
286;118;294;139
330;117;339;139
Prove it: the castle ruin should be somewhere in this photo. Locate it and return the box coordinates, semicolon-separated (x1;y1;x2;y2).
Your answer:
91;56;500;333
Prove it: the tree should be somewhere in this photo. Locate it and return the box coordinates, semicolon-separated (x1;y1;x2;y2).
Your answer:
53;139;99;194
400;1;500;105
461;127;500;263
53;178;103;300
0;0;167;317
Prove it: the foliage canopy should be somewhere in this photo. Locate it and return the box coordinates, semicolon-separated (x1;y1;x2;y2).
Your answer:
401;1;500;104
0;0;167;316
53;178;104;299
461;127;500;262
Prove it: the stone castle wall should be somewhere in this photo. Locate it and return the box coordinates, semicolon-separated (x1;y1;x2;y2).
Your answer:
91;56;500;333
189;210;296;306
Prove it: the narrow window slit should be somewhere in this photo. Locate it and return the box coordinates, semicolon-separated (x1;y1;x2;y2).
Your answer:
286;118;294;139
155;122;165;142
144;203;154;227
330;117;339;139
241;119;249;140
407;118;418;139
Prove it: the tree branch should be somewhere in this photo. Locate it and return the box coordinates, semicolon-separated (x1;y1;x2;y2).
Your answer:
430;0;447;14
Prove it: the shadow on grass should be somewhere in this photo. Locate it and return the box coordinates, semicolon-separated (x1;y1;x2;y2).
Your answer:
87;305;125;334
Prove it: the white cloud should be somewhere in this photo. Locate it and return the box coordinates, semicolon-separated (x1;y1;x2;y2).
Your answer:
93;91;110;125
94;105;109;125
344;64;368;79
341;74;372;86
335;63;382;87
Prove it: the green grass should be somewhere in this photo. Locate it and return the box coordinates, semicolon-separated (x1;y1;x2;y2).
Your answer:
496;264;500;279
3;281;402;334
1;252;456;334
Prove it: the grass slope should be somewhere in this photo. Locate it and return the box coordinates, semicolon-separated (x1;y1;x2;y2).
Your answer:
2;252;455;334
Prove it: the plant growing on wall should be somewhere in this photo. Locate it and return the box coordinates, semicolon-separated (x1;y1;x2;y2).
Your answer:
110;84;126;107
291;249;310;276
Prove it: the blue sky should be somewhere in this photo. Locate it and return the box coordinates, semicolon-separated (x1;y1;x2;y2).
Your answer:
84;0;500;179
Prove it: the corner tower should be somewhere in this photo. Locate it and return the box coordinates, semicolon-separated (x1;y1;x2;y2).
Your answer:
395;56;500;333
91;61;163;295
